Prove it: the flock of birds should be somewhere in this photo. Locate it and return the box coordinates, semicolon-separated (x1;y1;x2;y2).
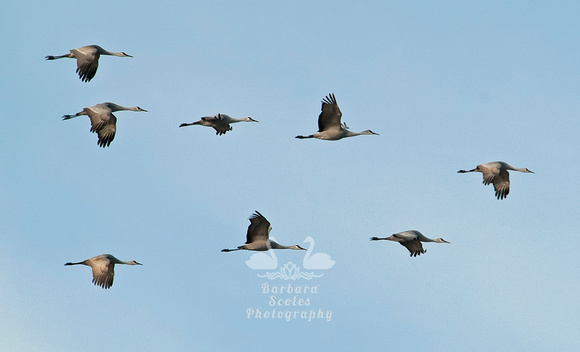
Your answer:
49;45;534;288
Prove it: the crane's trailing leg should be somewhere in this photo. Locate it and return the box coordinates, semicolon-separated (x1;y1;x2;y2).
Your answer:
62;111;87;120
45;54;72;60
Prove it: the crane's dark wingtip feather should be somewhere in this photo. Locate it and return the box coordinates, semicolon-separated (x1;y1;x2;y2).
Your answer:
321;93;337;106
495;190;509;200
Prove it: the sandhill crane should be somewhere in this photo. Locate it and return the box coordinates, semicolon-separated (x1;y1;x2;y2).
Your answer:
62;102;147;147
371;230;450;257
302;237;335;269
458;161;534;200
295;93;378;140
64;254;142;289
179;114;258;135
45;45;132;82
222;211;306;252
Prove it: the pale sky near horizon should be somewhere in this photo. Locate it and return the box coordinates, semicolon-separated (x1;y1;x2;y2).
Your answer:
1;1;579;351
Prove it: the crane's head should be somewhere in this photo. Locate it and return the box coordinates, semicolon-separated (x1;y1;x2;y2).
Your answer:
129;260;143;265
120;52;133;57
244;117;259;122
363;130;379;135
434;238;450;244
524;168;534;173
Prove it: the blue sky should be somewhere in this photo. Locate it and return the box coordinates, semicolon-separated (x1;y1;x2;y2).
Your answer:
1;1;579;351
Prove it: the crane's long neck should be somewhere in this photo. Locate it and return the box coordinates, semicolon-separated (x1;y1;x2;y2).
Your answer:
343;130;377;138
500;162;533;173
100;49;127;57
269;240;286;249
344;130;363;138
114;259;141;265
510;166;530;173
107;104;141;112
265;243;278;258
423;237;450;244
414;232;436;242
269;241;304;250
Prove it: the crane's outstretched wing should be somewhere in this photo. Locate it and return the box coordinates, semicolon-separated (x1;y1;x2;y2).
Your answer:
400;240;426;257
480;165;510;200
72;46;99;82
84;106;117;147
96;115;117;147
91;257;115;289
246;211;271;243
202;115;232;135
85;106;110;132
318;94;342;131
492;169;510;200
